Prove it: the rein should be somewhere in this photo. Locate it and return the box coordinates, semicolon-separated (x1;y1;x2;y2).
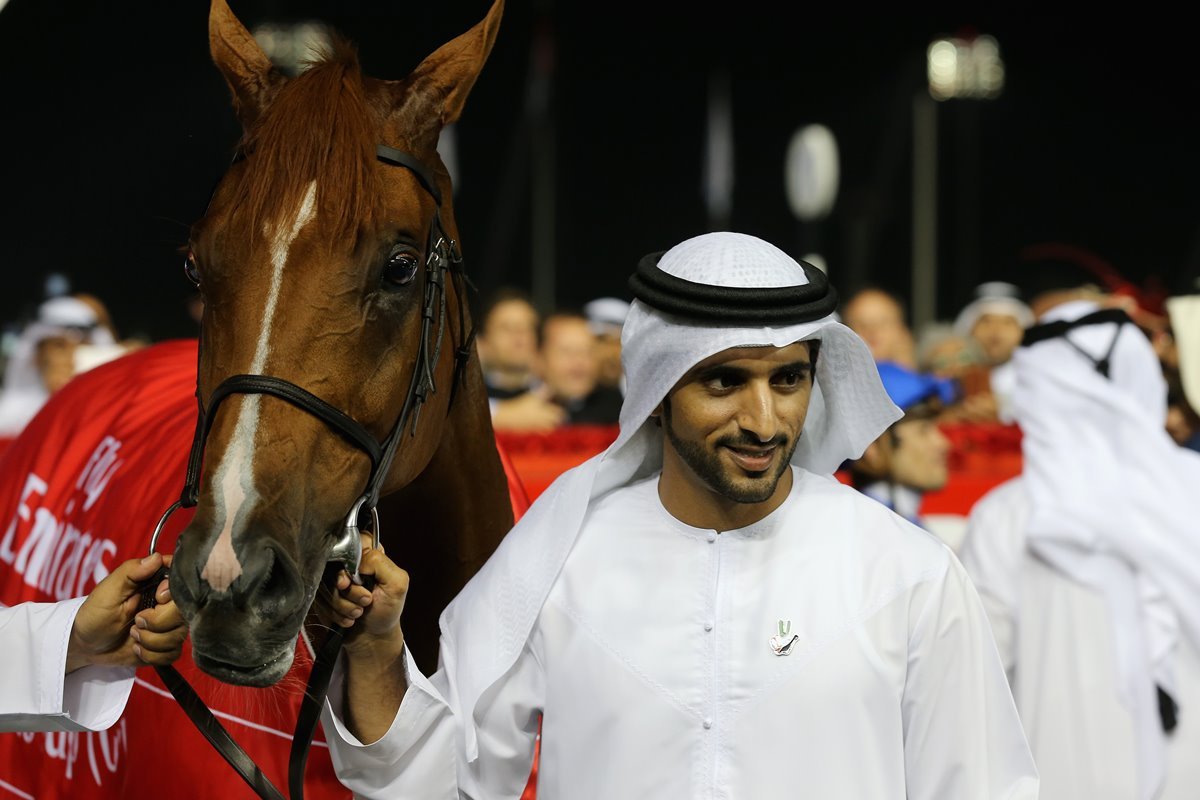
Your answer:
144;144;472;800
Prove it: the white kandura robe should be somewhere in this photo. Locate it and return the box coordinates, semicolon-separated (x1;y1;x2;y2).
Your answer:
324;468;1037;799
0;598;134;732
960;476;1200;800
994;299;1200;799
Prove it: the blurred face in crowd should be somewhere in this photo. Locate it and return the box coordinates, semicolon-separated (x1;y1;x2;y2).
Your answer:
593;329;624;390
884;415;951;491
35;336;78;394
971;312;1025;365
1166;370;1199;446
537;315;600;402
1166;403;1199;447
842;289;916;367
477;297;539;379
856;406;951;493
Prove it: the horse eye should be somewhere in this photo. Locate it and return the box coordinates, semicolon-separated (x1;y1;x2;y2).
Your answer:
383;247;420;287
183;250;201;286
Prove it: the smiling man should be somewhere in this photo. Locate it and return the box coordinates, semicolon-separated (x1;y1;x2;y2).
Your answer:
320;232;1038;799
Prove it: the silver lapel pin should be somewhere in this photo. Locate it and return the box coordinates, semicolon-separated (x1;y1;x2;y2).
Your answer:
769;619;798;656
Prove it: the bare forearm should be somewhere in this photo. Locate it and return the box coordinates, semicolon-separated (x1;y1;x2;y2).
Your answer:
344;629;409;744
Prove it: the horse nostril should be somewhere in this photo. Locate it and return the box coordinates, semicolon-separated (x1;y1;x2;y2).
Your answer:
163;557;208;617
235;544;302;616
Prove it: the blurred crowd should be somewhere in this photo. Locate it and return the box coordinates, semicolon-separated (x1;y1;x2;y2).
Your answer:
0;281;148;441
7;249;1196;472
475;287;628;433
479;245;1199;462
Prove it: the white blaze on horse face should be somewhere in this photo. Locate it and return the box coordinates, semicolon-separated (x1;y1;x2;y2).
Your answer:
202;182;318;593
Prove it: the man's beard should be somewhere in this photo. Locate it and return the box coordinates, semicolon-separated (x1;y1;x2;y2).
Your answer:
662;408;798;504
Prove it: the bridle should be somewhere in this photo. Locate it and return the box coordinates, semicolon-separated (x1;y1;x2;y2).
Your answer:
142;143;476;800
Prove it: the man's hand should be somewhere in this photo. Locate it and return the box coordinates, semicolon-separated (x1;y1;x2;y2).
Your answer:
492;389;566;432
326;537;410;659
66;553;188;673
324;537;412;744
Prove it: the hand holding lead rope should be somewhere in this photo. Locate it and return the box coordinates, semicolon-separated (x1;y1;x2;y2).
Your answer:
138;563;172;611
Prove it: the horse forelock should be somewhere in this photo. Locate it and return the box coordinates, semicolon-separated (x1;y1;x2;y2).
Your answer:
234;39;381;245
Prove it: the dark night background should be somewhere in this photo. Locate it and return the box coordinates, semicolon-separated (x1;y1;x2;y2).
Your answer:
1;2;1198;343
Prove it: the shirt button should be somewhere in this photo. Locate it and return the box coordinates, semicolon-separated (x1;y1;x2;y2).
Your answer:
706;532;717;543
704;622;713;632
703;719;713;730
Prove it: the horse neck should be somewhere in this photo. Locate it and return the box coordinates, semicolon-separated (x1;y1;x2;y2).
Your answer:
383;346;513;572
377;352;512;673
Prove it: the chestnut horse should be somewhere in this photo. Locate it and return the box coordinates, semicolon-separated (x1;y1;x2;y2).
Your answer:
0;0;525;796
0;1;522;797
170;0;513;688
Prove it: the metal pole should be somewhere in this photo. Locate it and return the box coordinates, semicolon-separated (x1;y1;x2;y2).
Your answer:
911;91;938;331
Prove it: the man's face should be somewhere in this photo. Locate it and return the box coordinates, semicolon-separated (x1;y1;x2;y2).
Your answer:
593;331;623;389
657;342;814;507
970;312;1024;364
537;316;599;401
883;416;950;492
843;290;914;365
477;299;539;374
35;336;78;394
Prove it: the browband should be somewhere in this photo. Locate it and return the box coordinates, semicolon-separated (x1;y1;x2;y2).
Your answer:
628;251;838;323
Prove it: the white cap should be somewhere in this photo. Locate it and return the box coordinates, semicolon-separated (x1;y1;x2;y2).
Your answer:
583;296;631;336
37;296;100;329
953;281;1034;337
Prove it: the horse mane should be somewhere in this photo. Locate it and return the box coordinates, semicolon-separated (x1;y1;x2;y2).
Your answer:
234;38;381;244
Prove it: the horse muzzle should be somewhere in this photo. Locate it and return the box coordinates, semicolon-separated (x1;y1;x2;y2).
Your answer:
170;525;317;686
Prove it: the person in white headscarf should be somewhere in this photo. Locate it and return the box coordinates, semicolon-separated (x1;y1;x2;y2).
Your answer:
0;295;119;438
583;295;632;395
319;232;1038;799
959;256;1200;800
953;281;1035;423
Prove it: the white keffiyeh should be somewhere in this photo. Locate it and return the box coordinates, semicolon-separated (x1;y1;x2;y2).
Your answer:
1013;299;1200;800
441;231;901;761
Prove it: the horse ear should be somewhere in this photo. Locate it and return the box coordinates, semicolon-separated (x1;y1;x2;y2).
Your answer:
397;0;504;128
209;0;285;129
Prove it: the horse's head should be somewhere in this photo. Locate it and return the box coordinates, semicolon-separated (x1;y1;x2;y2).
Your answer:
170;0;504;686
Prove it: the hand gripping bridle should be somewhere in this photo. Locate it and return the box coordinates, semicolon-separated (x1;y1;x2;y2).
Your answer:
142;144;476;800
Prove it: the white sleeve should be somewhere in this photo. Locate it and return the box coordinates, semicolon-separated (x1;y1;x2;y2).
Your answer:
0;599;135;732
902;554;1039;800
323;634;543;799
